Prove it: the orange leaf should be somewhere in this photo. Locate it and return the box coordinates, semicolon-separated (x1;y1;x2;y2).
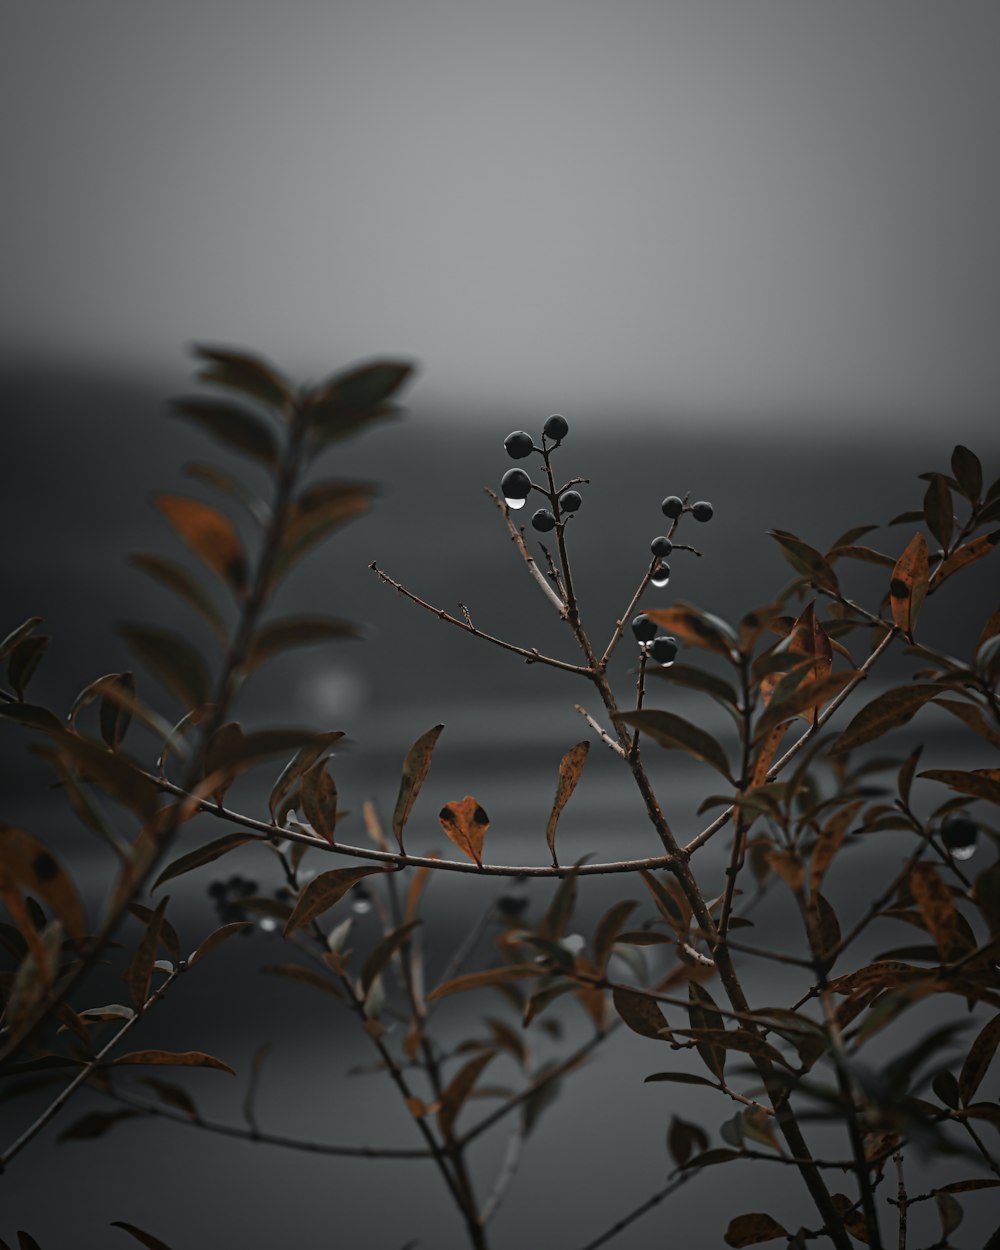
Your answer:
889;533;929;639
153;494;247;593
545;741;589;867
438;796;489;867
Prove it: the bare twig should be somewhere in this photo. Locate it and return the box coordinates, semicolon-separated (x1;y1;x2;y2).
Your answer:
572;1171;698;1250
370;562;589;676
574;704;627;758
485;487;566;613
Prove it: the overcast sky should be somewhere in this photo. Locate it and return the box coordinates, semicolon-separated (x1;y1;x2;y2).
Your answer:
3;1;999;429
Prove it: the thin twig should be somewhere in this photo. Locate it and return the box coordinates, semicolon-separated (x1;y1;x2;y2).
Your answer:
683;626;898;855
479;1126;524;1225
485;487;566;613
370;562;589;676
572;1171;698;1250
575;704;627;758
0;966;182;1171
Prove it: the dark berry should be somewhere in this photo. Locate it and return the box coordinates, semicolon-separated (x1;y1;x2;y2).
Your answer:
559;490;582;512
649;636;678;665
240;879;258;897
543;414;569;441
650;535;673;557
692;501;714;522
631;614;658;642
496;895;528;918
504;430;534;459
531;508;556;532
942;817;977;851
501;468;532;499
208;880;226;899
661;495;683;518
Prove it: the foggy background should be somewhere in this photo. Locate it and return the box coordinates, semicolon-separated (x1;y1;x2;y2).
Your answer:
2;3;999;1247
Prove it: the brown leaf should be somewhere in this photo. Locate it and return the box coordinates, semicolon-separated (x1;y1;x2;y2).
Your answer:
639;604;738;659
153;494;247;593
612;987;671;1040
769;849;804;895
935;698;1000;750
261;964;341;997
126;896;168;1011
0;824;87;943
437;1051;496;1140
438;796;489;867
189;921;254;965
909;863;968;962
283;866;389;936
923;474;954;548
153;834;255;890
427;964;540;1003
810;801;863;897
724;1213;788;1246
301;759;338;844
361;920;421;997
171;397;279;468
951;444;983;500
110;1221;175;1250
545;741;589;868
769;529;839;594
192;343;293;410
616;710;733;782
111;1050;234;1074
753;670;858;741
935;529;1000;588
805;891;841;961
267;731;345;824
890;533;929;638
831;684;946;753
958;1012;1000;1107
919;768;1000;807
247;616;361;671
118;623;211;709
391;725;444;852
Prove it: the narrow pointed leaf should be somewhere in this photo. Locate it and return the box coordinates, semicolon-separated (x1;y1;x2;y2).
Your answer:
753;670;858;741
152;834;255;890
284;866;388;937
126;896;168;1010
0;824;87;942
936;530;1000;587
300;759;338;843
129;554;227;639
193;344;293;410
247;616;360;671
171;397;279;468
545;741;589;867
392;724;444;851
830;683;945;753
640;604;737;659
919;769;1000;806
118;623;211;709
111;1050;234;1074
0;617;42;661
951;445;983;500
769;529;839;593
110;1221;175;1250
923;474;954;548
152;494;247;592
427;964;540;1003
958;1012;1000;1106
437;1051;495;1139
189;921;254;965
361;920;421;996
268;731;345;823
890;533;929;638
612;987;671;1040
616;710;733;782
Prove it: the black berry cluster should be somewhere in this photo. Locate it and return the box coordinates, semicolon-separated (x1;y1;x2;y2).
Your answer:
500;415;585;531
207;874;258;930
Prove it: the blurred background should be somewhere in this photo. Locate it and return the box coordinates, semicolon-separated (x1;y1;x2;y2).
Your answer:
2;2;999;1246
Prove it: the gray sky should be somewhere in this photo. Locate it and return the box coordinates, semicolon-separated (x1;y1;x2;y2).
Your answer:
3;1;999;427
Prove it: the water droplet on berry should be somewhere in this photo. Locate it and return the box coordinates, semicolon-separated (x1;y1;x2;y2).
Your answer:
353;899;372;915
651;564;671;588
258;917;278;933
504;496;527;510
950;843;977;861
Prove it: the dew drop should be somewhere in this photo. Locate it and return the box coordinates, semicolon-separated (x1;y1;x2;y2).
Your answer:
258;917;278;933
950;844;977;862
353;899;372;915
658;657;676;669
504;496;527;510
651;564;671;588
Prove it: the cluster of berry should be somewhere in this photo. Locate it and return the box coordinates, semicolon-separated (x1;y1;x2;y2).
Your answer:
207;874;258;929
500;415;581;532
